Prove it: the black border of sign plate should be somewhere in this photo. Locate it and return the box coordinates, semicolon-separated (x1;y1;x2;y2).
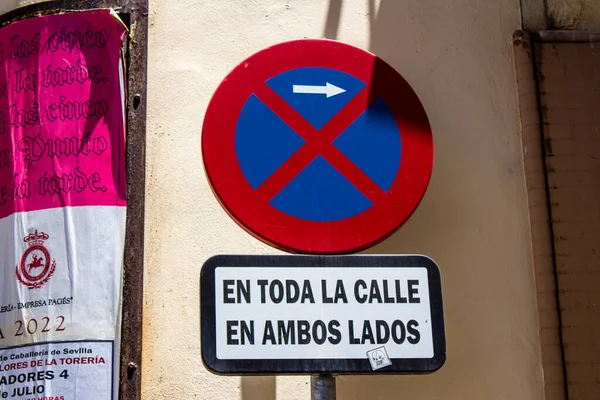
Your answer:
200;254;446;375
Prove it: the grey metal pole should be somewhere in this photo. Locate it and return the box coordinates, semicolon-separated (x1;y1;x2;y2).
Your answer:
311;374;336;400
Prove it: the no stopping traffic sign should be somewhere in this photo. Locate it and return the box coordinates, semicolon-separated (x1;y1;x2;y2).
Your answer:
202;39;433;253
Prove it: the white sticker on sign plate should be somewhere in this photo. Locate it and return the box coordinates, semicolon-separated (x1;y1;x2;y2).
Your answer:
215;267;433;360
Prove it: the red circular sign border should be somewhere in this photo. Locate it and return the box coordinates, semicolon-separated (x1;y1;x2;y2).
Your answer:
202;39;433;254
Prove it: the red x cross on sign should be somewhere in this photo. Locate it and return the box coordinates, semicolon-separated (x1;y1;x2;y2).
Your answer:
202;39;433;254
251;83;386;205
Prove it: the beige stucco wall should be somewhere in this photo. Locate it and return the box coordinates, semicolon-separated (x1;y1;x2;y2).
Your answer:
143;1;543;399
0;0;552;399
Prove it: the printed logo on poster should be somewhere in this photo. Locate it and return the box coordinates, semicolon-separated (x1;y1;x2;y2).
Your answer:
15;230;56;290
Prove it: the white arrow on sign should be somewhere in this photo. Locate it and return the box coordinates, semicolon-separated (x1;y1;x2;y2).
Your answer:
292;82;346;98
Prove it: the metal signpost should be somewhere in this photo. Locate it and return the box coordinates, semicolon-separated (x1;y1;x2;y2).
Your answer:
200;39;442;399
311;375;336;400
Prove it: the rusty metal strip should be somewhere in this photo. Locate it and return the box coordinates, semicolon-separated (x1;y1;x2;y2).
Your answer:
530;30;600;43
0;2;148;400
119;1;148;399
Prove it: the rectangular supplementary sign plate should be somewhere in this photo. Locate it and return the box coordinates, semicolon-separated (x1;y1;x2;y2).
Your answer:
200;255;445;374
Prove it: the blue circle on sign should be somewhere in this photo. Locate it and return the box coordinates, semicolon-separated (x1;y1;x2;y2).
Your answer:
235;67;402;222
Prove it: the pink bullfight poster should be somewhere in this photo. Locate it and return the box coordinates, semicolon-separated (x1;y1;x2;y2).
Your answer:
0;10;127;399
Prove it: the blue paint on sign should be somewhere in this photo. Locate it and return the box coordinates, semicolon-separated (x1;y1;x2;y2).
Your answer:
270;156;373;222
236;94;305;189
235;67;402;222
333;98;401;192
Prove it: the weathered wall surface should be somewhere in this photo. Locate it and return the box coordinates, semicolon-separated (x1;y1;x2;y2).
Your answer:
143;1;543;399
536;41;600;400
522;0;600;29
547;0;600;29
514;34;567;400
1;0;546;399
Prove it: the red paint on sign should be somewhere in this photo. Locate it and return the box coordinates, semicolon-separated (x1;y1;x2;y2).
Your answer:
202;39;433;254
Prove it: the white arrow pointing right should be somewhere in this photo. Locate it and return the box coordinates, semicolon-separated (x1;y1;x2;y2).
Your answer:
292;82;346;98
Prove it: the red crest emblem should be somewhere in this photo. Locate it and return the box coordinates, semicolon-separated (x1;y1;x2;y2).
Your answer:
15;230;56;289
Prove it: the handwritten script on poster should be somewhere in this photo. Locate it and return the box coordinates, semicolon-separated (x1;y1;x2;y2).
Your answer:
0;10;126;218
0;10;127;400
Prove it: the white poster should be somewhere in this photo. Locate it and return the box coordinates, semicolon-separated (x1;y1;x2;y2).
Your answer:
0;341;114;399
0;10;127;400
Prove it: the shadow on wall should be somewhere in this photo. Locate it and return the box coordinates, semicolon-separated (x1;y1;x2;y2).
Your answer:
242;1;460;399
363;0;446;258
241;376;276;400
323;0;343;41
323;0;451;258
328;2;446;398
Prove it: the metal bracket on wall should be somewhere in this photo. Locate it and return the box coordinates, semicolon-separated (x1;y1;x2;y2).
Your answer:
530;30;600;43
0;1;148;399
